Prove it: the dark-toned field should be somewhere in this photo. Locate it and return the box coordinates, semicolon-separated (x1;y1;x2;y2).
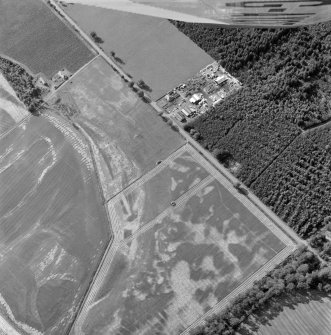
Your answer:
62;3;214;100
74;147;290;335
0;0;94;78
0;113;110;334
53;57;184;200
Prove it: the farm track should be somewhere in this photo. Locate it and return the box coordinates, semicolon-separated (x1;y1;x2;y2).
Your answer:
43;3;308;334
107;143;188;204
124;175;214;243
72;171;214;334
45;54;100;101
0;114;31;141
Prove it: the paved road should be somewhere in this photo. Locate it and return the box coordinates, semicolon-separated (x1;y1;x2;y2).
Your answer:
46;3;324;334
49;0;131;81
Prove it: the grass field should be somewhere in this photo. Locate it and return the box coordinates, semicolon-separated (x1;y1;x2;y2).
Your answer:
0;0;94;78
0;73;29;135
239;292;331;335
0;114;110;334
62;3;214;100
74;147;289;335
53;57;184;200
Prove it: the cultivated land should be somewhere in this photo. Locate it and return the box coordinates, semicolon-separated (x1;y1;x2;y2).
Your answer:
0;0;94;78
0;73;29;135
61;3;214;100
52;57;184;200
239;292;331;335
0;113;110;334
72;145;295;335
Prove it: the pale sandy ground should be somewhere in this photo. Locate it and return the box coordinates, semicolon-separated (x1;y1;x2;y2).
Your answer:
0;73;29;122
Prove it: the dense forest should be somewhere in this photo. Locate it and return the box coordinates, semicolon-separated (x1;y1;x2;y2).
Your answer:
0;56;43;114
191;247;331;335
174;21;331;238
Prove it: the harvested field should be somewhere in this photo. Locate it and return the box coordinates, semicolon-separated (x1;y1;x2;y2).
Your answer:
62;3;214;100
0;73;29;135
52;57;184;200
74;151;290;335
0;0;94;78
239;292;331;335
0;113;110;334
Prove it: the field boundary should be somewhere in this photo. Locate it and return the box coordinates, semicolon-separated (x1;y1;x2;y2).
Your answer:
185;145;296;248
106;143;188;205
0;115;31;140
180;244;296;335
70;136;298;334
122;175;214;243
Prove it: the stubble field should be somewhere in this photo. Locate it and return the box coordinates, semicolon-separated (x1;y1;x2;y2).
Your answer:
0;113;110;334
52;57;184;200
0;0;95;78
74;147;290;335
62;3;214;100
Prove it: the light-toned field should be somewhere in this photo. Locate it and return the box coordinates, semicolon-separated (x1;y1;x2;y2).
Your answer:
73;146;292;335
0;0;95;78
52;57;184;200
62;3;214;100
239;293;331;335
0;73;29;135
0;113;110;334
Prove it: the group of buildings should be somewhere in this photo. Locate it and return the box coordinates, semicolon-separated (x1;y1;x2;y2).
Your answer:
34;68;72;96
158;61;241;123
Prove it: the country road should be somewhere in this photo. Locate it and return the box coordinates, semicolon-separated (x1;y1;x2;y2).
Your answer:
44;2;322;335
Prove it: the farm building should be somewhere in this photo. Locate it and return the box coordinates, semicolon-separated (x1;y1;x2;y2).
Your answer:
34;74;50;89
165;91;179;102
215;75;228;86
52;68;71;87
181;108;191;117
174;112;185;122
190;93;203;104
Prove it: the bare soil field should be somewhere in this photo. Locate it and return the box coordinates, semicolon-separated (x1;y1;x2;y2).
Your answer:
74;148;290;335
62;3;214;100
0;113;110;334
52;57;184;200
0;0;94;78
0;73;29;135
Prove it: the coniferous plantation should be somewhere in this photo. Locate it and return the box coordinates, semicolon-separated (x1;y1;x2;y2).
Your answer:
174;21;331;239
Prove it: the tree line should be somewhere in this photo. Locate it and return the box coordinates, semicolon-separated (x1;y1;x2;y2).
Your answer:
0;56;43;114
176;21;331;237
191;247;331;335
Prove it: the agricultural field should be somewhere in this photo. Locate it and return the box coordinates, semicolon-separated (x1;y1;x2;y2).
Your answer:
239;292;331;335
73;146;293;335
61;3;214;100
0;72;29;135
52;57;184;200
0;0;95;78
0;113;110;334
